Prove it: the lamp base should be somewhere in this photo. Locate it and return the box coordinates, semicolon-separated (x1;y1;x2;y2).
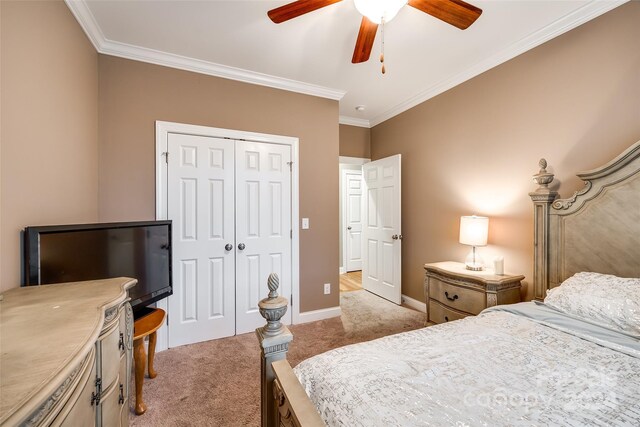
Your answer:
465;263;484;271
464;247;485;271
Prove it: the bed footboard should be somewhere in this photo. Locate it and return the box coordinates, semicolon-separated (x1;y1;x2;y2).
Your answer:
256;274;325;427
272;360;325;427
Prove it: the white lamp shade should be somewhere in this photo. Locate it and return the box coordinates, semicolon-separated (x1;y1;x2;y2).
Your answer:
354;0;408;24
459;215;489;247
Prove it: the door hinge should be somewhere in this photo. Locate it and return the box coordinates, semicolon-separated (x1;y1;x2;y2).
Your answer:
290;294;293;307
290;229;293;239
166;312;169;325
287;161;293;171
162;151;169;163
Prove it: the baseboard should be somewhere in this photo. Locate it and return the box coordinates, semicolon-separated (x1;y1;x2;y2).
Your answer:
339;267;346;274
401;294;426;313
296;306;341;324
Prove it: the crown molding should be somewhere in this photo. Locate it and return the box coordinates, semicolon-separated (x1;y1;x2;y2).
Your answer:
65;0;104;51
369;0;628;127
339;116;371;128
98;39;346;100
64;0;346;101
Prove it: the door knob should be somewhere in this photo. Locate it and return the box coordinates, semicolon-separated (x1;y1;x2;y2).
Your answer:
347;226;352;230
392;234;399;240
238;243;246;250
225;244;233;251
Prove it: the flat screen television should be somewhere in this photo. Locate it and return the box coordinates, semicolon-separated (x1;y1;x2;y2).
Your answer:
23;220;172;312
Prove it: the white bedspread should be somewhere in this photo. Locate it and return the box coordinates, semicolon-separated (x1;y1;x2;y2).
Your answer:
293;305;640;426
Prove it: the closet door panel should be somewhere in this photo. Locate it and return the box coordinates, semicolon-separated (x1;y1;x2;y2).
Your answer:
167;134;236;347
235;141;292;334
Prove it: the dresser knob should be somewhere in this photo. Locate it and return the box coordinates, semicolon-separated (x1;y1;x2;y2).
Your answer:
444;316;449;322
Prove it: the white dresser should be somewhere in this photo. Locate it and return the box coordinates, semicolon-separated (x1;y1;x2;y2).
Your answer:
0;278;136;426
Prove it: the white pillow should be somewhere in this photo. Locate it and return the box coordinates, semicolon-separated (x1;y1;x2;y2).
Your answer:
544;272;640;336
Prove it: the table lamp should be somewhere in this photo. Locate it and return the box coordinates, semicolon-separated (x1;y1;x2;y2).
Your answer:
459;215;489;271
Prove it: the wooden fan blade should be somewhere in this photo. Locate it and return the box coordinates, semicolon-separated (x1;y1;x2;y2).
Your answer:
268;0;342;23
352;17;378;64
408;0;482;30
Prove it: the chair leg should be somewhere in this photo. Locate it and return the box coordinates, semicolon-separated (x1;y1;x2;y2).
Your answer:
148;331;158;379
134;338;147;415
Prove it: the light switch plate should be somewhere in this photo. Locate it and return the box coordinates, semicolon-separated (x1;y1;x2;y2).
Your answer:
324;283;331;294
302;218;309;229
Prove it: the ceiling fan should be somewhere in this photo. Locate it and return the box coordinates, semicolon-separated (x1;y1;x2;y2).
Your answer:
268;0;483;65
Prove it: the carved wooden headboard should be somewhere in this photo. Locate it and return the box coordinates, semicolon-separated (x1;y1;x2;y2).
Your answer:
529;140;640;300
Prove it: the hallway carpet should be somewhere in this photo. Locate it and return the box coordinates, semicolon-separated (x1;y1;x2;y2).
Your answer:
130;290;425;426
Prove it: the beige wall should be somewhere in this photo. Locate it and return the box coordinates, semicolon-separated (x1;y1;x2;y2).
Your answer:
98;56;340;312
339;124;371;158
0;0;99;290
371;2;640;302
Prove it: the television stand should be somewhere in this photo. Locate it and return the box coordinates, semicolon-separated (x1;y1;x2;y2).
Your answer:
133;307;166;415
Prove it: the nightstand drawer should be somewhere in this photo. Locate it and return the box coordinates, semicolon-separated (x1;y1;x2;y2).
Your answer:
429;278;485;315
429;300;468;324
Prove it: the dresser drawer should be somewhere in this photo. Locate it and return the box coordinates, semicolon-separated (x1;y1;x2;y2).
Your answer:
99;323;121;390
428;300;469;324
54;349;97;427
429;278;485;315
99;379;121;426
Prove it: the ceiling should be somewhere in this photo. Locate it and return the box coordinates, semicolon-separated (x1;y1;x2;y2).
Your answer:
67;0;626;127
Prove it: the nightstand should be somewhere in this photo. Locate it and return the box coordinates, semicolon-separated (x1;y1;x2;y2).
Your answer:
424;261;523;324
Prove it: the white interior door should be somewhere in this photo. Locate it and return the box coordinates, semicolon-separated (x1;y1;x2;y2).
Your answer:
167;134;236;347
345;170;363;272
235;141;292;334
362;155;402;304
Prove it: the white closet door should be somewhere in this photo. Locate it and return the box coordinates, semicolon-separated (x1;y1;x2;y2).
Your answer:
362;155;402;304
345;170;364;272
235;141;292;334
167;134;236;347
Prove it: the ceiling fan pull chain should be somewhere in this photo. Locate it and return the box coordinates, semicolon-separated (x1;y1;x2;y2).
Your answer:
380;18;386;74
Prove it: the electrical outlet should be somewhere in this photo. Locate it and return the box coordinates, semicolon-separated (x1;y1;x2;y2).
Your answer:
324;283;331;295
302;218;310;229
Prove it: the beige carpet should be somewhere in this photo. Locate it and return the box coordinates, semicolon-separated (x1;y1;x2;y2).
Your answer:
130;290;425;426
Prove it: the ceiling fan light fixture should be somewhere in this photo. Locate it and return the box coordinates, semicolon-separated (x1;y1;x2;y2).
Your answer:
353;0;408;24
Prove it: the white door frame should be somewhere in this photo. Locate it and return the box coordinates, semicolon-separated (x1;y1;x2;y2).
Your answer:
154;120;300;351
339;157;369;274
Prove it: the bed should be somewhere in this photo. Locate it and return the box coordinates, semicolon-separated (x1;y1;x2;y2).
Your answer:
255;140;640;427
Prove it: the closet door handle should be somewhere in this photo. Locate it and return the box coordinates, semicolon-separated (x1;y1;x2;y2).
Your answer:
225;244;233;251
238;243;246;250
347;226;352;230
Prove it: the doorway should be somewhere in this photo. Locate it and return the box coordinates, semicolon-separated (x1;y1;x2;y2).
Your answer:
339;157;368;293
155;121;300;350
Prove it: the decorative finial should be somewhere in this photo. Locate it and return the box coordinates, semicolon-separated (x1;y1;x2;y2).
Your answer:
267;273;279;298
532;158;554;189
258;273;288;336
539;158;547;170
